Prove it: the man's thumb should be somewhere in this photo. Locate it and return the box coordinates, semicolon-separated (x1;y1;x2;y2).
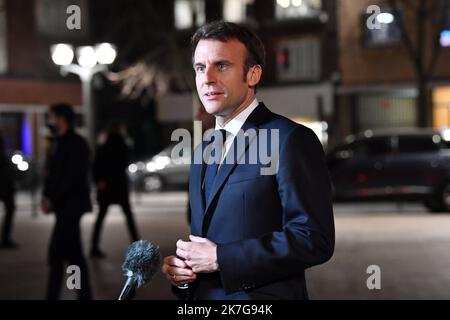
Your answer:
189;234;206;242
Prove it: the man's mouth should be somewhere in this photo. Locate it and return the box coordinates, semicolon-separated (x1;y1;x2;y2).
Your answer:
204;91;224;99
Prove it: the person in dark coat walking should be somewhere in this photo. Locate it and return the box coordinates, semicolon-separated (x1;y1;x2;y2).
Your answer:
0;131;17;249
41;103;93;300
90;122;139;258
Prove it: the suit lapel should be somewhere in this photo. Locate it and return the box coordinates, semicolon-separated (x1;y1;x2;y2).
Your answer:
191;140;209;215
201;103;272;236
204;121;258;210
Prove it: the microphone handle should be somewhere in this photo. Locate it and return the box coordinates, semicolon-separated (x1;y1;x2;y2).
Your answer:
118;276;137;300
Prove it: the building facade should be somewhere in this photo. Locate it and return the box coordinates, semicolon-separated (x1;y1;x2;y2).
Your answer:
162;0;339;147
335;0;450;145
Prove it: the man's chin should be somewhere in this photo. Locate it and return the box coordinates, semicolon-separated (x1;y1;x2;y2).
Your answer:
203;104;224;116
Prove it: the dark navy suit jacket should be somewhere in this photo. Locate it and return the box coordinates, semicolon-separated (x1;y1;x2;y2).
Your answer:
181;103;334;300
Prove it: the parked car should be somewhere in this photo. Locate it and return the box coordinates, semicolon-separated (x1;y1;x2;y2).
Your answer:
128;144;190;192
326;128;450;212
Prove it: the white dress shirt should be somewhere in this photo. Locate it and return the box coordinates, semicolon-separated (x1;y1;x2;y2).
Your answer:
214;98;259;164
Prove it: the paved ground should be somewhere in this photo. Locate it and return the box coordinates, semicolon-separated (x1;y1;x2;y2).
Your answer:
1;192;450;300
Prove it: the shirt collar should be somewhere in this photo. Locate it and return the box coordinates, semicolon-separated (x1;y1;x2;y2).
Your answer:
215;98;259;136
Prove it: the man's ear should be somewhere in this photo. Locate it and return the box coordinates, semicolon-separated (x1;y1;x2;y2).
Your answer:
247;65;262;88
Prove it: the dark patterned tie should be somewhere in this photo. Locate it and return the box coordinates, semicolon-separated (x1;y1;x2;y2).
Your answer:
204;129;227;203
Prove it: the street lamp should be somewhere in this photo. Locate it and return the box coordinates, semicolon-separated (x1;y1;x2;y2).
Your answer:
50;42;117;148
376;12;394;24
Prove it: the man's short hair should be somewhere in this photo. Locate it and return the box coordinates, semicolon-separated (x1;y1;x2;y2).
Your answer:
49;103;76;128
191;21;265;90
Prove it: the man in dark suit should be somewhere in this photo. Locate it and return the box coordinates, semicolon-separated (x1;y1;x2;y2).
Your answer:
41;103;93;300
162;21;335;300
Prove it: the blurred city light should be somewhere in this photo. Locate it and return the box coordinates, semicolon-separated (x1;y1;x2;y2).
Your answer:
21;115;32;156
136;161;145;171
175;0;205;29
442;128;450;141
376;12;394;24
155;156;171;167
95;43;117;65
50;44;74;66
144;156;172;173
146;161;157;172
440;30;450;47
128;163;138;174
277;0;290;9
11;154;23;165
364;130;374;138
292;0;303;7
432;134;441;144
76;46;97;68
51;43;117;68
17;161;29;172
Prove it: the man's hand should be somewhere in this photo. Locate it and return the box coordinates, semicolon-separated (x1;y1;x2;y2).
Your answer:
40;198;52;214
161;255;197;287
176;235;219;273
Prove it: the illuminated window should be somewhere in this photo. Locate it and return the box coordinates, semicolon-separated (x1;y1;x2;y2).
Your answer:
441;30;450;47
223;0;255;23
174;0;205;29
276;38;321;81
275;0;322;20
439;6;450;47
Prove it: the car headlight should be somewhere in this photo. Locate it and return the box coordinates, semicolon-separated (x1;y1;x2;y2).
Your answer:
155;156;170;169
146;161;157;172
128;164;138;174
136;161;145;170
146;156;171;172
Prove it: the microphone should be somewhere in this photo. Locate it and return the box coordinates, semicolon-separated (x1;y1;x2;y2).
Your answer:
118;240;161;300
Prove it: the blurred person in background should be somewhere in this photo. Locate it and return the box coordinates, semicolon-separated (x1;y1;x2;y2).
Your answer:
41;103;92;300
0;131;18;249
90;121;139;258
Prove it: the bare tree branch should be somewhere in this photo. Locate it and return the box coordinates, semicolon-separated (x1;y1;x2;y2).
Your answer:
102;0;194;104
428;0;448;79
399;0;420;12
416;0;426;76
388;0;420;70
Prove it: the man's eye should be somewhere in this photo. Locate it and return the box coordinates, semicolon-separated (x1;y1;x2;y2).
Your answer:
218;64;227;71
195;66;205;73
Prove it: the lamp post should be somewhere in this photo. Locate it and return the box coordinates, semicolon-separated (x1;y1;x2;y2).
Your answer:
50;43;117;148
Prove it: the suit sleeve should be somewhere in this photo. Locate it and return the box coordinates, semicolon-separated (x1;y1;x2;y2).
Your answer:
216;126;335;294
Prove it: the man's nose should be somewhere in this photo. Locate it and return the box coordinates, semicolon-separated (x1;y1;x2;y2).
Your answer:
203;67;217;85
